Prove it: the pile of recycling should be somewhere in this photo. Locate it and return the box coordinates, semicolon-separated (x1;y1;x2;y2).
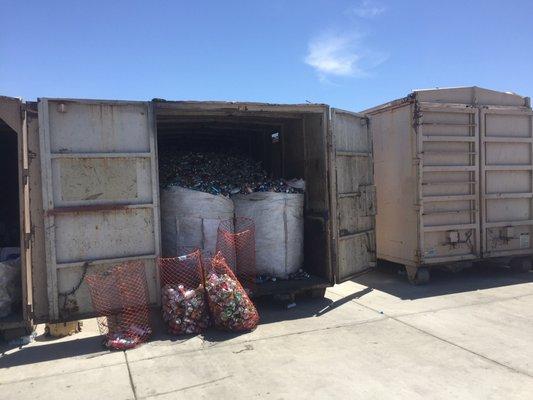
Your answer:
161;284;210;334
205;266;259;331
255;268;311;284
159;151;304;196
105;325;152;350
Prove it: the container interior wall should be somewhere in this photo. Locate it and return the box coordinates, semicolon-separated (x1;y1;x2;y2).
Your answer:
155;111;331;281
0;118;22;321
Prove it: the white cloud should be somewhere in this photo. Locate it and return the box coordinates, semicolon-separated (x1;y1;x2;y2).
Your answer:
349;0;386;18
304;32;387;80
305;33;363;78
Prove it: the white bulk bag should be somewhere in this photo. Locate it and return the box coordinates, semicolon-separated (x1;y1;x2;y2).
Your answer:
161;187;234;257
232;192;304;278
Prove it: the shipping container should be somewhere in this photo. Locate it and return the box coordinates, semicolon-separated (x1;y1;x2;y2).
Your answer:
365;86;533;283
0;97;376;330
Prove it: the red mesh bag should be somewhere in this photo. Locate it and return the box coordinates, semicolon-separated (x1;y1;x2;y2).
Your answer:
203;252;259;332
216;217;256;291
157;249;210;335
85;261;152;350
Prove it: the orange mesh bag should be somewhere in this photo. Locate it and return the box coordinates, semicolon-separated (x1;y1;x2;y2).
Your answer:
203;252;259;332
216;217;256;291
85;261;152;350
157;249;210;335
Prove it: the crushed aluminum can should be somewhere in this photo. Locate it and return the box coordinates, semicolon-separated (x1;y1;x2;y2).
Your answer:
162;284;209;335
105;325;152;350
159;151;304;197
205;271;259;331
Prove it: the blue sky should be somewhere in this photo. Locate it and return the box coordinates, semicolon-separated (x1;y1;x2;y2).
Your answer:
1;0;532;111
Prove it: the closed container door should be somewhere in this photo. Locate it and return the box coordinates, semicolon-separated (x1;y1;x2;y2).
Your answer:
480;108;533;258
331;109;376;282
38;99;160;320
417;104;480;263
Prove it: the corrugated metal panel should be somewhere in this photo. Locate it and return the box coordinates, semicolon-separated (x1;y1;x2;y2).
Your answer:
38;99;161;320
370;87;533;271
416;104;481;264
480;107;533;257
331;109;376;282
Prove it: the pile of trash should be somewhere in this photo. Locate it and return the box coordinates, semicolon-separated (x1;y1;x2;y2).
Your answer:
204;257;259;331
161;284;210;334
159;151;304;196
105;325;153;350
254;269;311;284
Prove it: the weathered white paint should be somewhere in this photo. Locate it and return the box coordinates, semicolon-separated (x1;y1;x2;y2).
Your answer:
330;109;376;281
38;99;160;321
367;86;532;268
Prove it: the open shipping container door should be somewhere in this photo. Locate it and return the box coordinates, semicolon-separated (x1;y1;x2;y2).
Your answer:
480;107;533;258
0;96;33;329
330;108;376;283
38;99;161;321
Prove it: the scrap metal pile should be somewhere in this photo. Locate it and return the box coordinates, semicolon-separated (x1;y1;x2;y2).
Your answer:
159;151;304;196
158;250;259;335
161;284;210;334
204;258;260;332
105;325;153;350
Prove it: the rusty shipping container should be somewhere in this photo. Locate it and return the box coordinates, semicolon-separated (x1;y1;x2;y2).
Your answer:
0;97;376;331
365;86;533;283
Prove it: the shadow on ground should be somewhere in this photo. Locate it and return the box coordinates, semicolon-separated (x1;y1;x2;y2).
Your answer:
0;288;371;367
3;264;530;368
353;261;533;300
0;334;108;368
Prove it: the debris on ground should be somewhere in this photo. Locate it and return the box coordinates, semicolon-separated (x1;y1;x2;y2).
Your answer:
159;151;304;196
8;331;36;347
254;269;311;284
104;325;153;350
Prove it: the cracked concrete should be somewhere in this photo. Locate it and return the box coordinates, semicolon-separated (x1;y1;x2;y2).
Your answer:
1;266;532;399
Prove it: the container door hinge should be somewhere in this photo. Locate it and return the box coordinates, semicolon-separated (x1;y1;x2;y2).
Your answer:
24;231;33;249
22;168;30;184
26;304;34;320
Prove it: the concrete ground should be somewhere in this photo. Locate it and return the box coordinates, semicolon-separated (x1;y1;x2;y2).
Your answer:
1;264;532;399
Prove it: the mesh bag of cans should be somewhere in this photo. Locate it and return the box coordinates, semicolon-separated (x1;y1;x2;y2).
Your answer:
203;252;259;332
157;249;210;335
85;261;152;350
216;217;256;292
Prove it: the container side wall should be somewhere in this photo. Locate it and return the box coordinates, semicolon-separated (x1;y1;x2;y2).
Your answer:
372;104;419;266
